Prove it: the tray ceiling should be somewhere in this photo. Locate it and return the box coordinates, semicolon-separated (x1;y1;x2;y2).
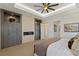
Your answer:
15;3;75;18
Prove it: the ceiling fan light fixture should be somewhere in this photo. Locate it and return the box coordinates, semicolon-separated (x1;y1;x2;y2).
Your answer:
44;7;48;10
34;3;59;13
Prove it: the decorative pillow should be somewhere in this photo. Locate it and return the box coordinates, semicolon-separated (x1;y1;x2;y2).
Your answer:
75;34;79;38
71;38;79;56
68;34;79;55
68;37;78;49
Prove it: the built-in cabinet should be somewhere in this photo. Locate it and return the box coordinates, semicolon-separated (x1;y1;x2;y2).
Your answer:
0;9;22;49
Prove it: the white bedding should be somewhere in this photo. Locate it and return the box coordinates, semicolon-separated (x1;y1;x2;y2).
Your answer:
47;38;74;56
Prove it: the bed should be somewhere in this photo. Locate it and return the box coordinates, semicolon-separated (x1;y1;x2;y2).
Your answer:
47;38;74;56
34;37;60;56
47;34;79;56
34;34;79;56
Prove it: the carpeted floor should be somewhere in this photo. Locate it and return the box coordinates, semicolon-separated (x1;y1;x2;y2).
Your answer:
0;41;34;56
0;38;59;56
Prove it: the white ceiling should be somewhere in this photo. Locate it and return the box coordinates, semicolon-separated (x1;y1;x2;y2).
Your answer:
0;3;79;20
46;4;79;21
0;3;44;19
21;3;70;14
15;3;76;18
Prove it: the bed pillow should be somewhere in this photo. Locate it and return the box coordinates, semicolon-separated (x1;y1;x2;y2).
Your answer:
68;37;77;49
71;38;79;56
68;34;79;56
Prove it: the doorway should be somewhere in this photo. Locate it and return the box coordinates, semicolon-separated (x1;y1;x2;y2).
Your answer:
1;10;22;49
34;19;42;40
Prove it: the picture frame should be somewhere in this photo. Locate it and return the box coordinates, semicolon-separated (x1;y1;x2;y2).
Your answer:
54;24;57;32
64;23;79;32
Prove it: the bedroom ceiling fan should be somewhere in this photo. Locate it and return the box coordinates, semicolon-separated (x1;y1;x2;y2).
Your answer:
34;3;59;13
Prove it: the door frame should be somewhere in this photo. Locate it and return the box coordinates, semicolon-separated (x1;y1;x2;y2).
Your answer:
34;18;42;40
1;9;22;49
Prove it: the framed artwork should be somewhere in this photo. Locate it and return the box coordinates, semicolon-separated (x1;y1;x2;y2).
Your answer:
64;23;79;32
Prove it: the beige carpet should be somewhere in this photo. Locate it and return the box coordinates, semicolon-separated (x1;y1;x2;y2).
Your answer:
0;38;59;56
0;41;34;56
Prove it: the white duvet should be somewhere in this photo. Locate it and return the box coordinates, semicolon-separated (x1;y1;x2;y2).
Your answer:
47;38;74;56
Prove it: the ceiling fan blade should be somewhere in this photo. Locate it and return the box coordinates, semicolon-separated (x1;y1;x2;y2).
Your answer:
41;9;44;13
46;9;49;13
34;5;42;7
49;4;59;7
47;3;50;6
48;8;55;11
36;8;42;11
42;3;45;6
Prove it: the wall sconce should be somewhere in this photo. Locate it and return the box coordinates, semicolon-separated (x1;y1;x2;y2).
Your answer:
8;15;16;22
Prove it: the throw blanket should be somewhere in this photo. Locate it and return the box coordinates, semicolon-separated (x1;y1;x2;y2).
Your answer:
34;37;60;56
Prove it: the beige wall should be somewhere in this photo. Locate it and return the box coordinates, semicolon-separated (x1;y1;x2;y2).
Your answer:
41;20;54;39
0;13;40;47
41;21;55;39
0;14;35;48
41;23;48;39
60;18;79;39
45;9;79;39
22;15;35;43
45;18;79;39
